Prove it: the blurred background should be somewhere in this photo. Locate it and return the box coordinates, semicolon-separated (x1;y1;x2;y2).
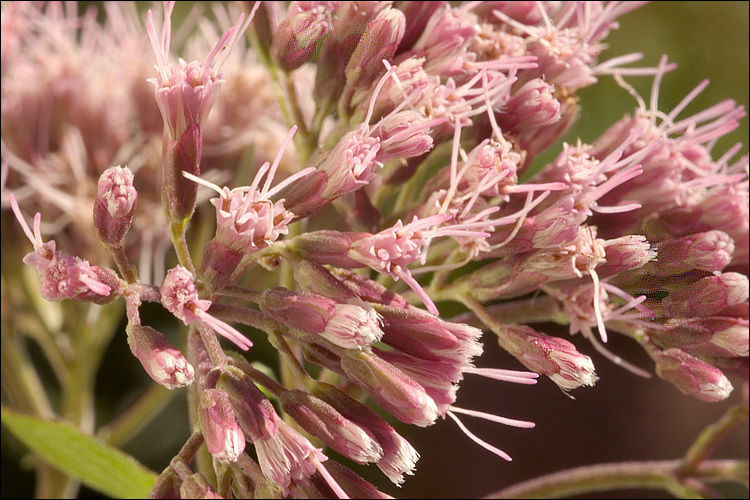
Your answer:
2;2;748;499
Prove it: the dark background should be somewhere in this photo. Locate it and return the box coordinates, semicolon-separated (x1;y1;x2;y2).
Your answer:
2;2;748;499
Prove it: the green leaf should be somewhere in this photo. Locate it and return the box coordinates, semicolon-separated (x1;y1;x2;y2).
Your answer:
1;407;158;499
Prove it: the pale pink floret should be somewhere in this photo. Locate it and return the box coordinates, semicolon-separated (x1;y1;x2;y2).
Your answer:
160;266;252;350
185;126;315;254
9;194;112;300
146;1;256;140
350;214;491;315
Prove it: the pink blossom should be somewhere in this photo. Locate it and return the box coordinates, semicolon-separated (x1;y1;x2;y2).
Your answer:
160;266;252;350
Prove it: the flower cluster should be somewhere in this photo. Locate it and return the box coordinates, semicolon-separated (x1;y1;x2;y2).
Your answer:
2;2;747;499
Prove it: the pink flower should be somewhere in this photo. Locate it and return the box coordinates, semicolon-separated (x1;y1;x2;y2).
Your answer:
10;194;116;303
160;266;252;350
127;324;194;389
185;126;315;254
146;2;252;142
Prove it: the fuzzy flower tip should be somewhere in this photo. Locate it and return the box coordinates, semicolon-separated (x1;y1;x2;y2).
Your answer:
160;266;252;350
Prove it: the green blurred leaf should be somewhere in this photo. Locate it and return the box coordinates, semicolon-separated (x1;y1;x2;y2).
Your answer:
1;407;158;499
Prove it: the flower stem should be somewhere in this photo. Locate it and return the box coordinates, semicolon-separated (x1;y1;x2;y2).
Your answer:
487;459;749;499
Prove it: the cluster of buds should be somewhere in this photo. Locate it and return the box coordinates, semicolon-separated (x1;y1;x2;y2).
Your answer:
3;1;747;499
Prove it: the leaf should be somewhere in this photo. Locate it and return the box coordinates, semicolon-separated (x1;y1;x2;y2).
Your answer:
1;407;158;499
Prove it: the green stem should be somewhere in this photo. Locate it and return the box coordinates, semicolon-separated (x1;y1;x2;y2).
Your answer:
170;219;195;275
487;459;748;499
678;404;750;475
107;244;138;283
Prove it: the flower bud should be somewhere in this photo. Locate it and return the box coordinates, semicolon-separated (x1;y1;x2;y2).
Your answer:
340;350;439;427
657;273;749;318
261;287;383;349
198;388;246;462
309;381;419;486
280;389;383;464
271;1;335;71
127;324;194;389
651;230;735;275
342;7;405;109
93;166;137;246
498;324;598;390
652;348;733;402
217;366;279;442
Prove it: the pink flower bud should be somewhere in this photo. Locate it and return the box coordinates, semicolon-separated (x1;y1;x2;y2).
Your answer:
499;324;598;390
280;389;383;464
271;1;335;71
596;235;656;277
659;273;749;318
654;317;749;358
410;4;476;76
372;110;442;161
499;78;561;133
93;166;137;245
198;388;246;462
261;287;383;349
127;324;194;389
652;230;735;275
319;125;382;199
343;7;405;101
310;382;419;486
340;350;439;427
217;367;279;441
652;348;733;402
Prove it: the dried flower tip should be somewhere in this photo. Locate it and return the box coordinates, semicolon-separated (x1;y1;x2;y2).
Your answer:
198;388;246;462
160;266;252;350
127;324;194;389
93;166;137;245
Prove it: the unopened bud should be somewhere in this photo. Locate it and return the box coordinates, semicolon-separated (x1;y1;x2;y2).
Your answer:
261;287;383;349
93;166;137;245
271;1;335;71
217;366;279;442
652;348;733;402
499;324;598;390
343;7;405;106
658;273;749;318
340;350;438;427
127;324;194;389
651;230;735;275
280;389;383;464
